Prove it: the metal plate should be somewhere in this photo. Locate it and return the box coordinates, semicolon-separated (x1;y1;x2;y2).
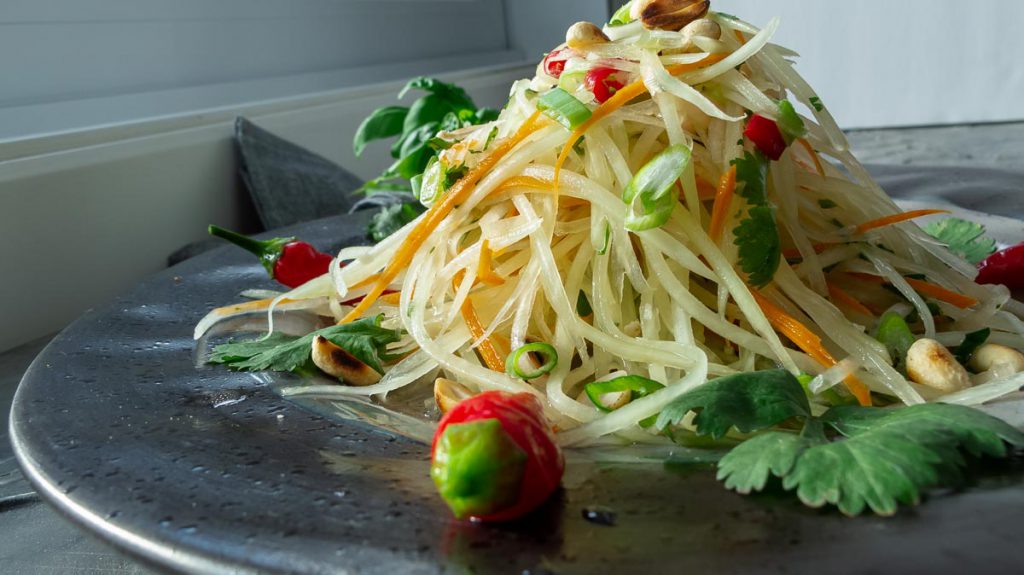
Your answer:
11;166;1024;574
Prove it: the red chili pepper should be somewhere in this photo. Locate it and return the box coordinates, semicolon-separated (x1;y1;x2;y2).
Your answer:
584;67;628;104
208;225;334;288
430;391;564;522
744;114;788;161
977;242;1024;290
543;49;570;79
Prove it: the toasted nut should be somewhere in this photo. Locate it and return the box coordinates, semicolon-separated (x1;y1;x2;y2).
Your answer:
434;378;473;414
634;0;710;32
566;21;609;49
577;388;632;410
681;18;721;40
969;343;1024;374
906;338;972;393
311;335;381;386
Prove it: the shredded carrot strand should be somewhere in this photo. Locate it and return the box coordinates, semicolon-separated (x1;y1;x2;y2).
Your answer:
477;240;506;286
379;292;402;305
453;272;505;372
696;177;718;201
733;30;746;44
797;138;825;177
554;53;728;189
845;273;978;309
904;278;978;309
751;290;872;406
827;283;874;318
708;166;737;243
339;111;546;324
855;209;950;234
350;274;381;290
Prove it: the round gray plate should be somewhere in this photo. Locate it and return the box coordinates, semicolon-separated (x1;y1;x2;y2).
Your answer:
10;166;1024;574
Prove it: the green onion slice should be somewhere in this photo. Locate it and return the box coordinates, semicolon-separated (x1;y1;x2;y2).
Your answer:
622;144;690;231
608;2;635;26
584;375;665;413
537;88;593;131
506;342;559;380
776;99;807;144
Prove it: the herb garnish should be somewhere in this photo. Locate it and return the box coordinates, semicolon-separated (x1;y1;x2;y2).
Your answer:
924;217;998;265
731;151;781;287
657;369;1024;515
209;316;402;375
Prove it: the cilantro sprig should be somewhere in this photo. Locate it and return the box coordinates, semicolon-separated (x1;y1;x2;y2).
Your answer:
657;369;1024;516
208;316;402;375
924;217;997;265
731;151;781;287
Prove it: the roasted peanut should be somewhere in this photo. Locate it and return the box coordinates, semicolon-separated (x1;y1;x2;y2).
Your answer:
906;338;972;393
969;343;1024;374
311;335;382;386
566;21;609;49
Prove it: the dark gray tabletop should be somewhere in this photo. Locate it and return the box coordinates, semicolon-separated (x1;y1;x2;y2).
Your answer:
3;121;1024;574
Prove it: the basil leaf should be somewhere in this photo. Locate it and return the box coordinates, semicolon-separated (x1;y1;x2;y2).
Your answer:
353;106;409;157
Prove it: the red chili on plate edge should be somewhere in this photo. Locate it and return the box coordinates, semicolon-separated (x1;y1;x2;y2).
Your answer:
430;391;564;522
977;242;1024;290
208;225;335;289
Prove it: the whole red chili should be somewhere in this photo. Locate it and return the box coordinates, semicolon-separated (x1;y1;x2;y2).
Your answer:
584;67;627;104
208;225;334;288
977;242;1024;290
430;391;564;522
543;49;570;79
744;114;788;161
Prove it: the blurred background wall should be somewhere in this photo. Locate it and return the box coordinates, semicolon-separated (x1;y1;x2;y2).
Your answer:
0;0;1020;351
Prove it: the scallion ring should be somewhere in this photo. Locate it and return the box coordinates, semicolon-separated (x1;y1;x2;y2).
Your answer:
537;88;593;131
506;343;559;380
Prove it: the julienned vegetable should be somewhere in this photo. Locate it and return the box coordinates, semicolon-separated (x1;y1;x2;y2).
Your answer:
208;225;334;289
197;5;1024;520
431;391;564;521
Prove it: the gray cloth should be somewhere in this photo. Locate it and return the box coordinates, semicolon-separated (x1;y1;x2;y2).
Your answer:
235;117;364;230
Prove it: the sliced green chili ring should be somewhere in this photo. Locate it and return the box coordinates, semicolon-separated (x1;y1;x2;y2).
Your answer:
537;88;593;130
506;342;559;380
594;220;612;255
584;375;665;413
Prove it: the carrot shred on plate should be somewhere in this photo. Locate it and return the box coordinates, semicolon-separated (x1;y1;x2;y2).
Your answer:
845;273;978;309
855;209;950;234
752;290;872;406
477;240;506;287
827;282;874;318
708;166;737;243
453;272;505;372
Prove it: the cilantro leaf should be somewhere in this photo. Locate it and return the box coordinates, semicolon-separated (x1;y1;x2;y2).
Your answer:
955;328;991;368
656;370;810;439
924;218;997;265
731;152;781;287
208;316;402;375
717;404;1024;516
369;202;425;242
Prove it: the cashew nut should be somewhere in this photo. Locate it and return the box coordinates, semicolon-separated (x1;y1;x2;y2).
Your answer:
434;377;474;414
310;335;382;386
566;21;609;49
969;343;1024;374
906;338;972;393
632;0;710;32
